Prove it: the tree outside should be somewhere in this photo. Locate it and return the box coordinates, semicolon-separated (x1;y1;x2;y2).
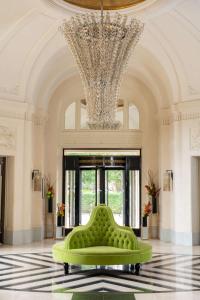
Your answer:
81;170;123;214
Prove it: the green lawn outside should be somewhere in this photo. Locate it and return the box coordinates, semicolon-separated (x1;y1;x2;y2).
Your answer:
81;191;123;213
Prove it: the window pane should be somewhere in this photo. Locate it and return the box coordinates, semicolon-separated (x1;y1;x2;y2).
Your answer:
80;170;97;225
129;170;140;228
105;170;124;226
65;102;76;129
129;104;139;129
65;170;76;227
80;99;89;129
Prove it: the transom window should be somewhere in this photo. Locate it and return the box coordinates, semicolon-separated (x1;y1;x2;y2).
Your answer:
64;100;139;130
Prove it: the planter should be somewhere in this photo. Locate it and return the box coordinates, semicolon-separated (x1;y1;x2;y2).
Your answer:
152;197;157;213
141;216;149;240
48;196;53;213
57;215;64;227
142;216;148;227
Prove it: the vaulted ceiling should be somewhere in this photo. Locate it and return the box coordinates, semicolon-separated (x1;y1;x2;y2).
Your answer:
0;0;200;110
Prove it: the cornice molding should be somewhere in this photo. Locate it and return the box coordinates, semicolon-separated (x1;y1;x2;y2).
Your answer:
162;111;200;126
0;100;48;125
161;100;200;125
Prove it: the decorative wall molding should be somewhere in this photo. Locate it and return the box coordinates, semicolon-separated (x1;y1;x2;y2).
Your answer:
190;124;200;151
188;85;200;96
0;100;48;125
0;85;20;96
162;111;200;126
0;126;15;150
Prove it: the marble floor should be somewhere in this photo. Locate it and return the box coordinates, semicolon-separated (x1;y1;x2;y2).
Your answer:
0;239;200;300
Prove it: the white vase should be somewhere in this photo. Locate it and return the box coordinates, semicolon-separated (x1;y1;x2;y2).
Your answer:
141;216;149;239
141;226;149;239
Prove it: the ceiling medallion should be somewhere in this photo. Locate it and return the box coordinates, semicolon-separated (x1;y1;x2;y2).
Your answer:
62;0;146;10
60;1;144;129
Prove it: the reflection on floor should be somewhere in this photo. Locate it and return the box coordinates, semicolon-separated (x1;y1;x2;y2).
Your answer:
71;293;135;299
0;239;200;299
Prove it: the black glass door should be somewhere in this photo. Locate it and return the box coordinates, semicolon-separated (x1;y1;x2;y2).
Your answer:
0;157;6;243
78;168;125;226
79;169;100;225
63;153;141;235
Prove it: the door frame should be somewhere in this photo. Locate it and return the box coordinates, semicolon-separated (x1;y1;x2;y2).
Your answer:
0;157;6;243
63;148;141;236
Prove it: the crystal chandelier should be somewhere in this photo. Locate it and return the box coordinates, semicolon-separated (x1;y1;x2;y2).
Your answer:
61;1;144;129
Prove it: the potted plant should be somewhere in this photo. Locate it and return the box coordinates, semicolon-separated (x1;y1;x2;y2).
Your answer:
142;201;152;227
57;203;65;227
142;200;152;240
145;170;160;213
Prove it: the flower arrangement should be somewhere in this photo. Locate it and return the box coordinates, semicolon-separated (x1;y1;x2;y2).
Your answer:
46;185;54;199
143;201;152;218
57;203;65;217
145;170;160;213
46;177;54;199
145;170;160;198
142;201;152;227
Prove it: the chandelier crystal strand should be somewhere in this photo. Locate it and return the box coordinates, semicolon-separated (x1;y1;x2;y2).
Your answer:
61;9;144;130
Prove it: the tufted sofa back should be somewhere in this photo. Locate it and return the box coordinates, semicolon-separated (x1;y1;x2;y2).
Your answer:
65;205;138;250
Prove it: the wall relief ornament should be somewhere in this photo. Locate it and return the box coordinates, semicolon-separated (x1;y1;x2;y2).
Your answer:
188;85;199;96
0;85;20;96
0;126;15;150
190;124;200;150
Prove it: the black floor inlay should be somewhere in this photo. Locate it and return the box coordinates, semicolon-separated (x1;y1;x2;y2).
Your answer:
0;252;200;294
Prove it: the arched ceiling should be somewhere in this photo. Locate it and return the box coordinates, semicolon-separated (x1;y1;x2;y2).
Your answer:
0;0;200;111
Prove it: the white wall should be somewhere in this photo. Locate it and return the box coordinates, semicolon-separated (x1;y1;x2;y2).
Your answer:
0;100;45;244
159;100;200;245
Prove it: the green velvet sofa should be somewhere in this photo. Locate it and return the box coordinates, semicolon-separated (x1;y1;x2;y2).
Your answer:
52;205;152;275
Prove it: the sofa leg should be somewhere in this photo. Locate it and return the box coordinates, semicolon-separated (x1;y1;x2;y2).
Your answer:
64;263;69;275
135;263;140;275
130;264;135;273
